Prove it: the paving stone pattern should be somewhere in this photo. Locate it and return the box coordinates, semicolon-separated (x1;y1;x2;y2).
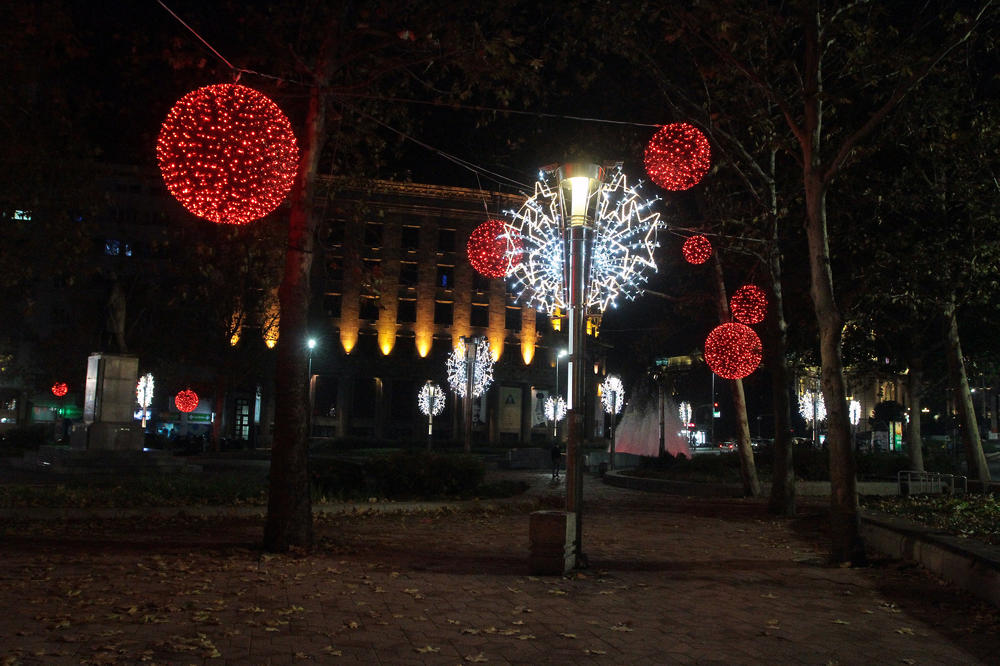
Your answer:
1;473;998;664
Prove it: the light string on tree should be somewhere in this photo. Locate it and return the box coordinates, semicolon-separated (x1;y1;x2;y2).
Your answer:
679;401;692;425
417;382;446;417
799;391;827;422
704;323;762;380
445;341;495;398
506;165;663;314
467;219;524;279
730;284;768;325
175;389;200;413
682;235;713;265
644;122;711;191
157;83;299;225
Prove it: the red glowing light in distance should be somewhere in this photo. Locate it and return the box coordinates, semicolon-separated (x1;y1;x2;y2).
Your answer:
51;382;69;397
174;389;200;413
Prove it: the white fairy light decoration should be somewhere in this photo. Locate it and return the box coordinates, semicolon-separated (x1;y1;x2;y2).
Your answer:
601;375;625;414
418;382;446;417
798;391;827;423
544;395;567;422
446;339;494;398
679;401;692;425
505;165;663;314
136;372;154;428
849;400;862;427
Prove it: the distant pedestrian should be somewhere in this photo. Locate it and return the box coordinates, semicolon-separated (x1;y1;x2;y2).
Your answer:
551;443;561;480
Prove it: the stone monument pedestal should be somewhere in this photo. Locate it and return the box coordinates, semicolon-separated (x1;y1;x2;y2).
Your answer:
84;353;143;451
529;510;577;575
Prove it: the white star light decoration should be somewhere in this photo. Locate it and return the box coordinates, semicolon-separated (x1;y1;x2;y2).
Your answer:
446;341;494;398
506;166;663;314
799;391;827;422
418;382;446;417
545;395;567;422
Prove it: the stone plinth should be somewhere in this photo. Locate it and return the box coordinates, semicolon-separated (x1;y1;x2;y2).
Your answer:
529;510;576;575
83;353;143;451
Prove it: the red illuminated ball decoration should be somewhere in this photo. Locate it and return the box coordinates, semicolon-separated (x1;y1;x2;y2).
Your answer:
682;235;713;265
704;323;762;380
644;122;711;191
730;284;768;325
156;84;299;225
467;219;523;279
51;382;69;397
174;389;200;413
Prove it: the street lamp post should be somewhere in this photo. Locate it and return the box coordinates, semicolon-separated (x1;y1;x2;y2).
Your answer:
461;335;480;453
307;338;316;438
554;348;567;439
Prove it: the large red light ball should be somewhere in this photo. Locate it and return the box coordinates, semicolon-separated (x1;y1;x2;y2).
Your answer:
644;122;711;191
730;284;768;325
682;235;713;265
467;219;523;279
175;389;200;413
51;382;69;397
704;323;762;380
157;84;299;225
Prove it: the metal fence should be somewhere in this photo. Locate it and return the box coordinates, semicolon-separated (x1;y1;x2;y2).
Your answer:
897;470;967;496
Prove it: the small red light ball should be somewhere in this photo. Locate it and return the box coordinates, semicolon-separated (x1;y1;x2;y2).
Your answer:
644;122;711;191
682;235;712;265
51;382;69;397
704;323;762;380
730;284;768;325
467;219;523;279
157;84;299;225
175;389;200;413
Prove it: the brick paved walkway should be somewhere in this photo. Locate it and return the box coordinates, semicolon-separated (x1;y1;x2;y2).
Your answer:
1;472;998;664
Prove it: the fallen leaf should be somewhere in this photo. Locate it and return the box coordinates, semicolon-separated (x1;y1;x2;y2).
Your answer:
559;633;577;639
415;646;440;654
895;627;914;635
610;624;633;632
585;649;608;655
833;619;850;625
465;653;488;663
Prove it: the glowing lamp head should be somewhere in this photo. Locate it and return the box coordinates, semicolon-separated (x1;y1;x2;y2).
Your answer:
557;163;604;227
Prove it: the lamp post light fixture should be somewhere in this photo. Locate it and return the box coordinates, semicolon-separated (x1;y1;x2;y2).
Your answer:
602;375;624;470
554;348;568;439
307;337;317;437
418;381;446;451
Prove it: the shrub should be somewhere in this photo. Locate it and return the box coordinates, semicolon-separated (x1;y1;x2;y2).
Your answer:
309;450;487;501
0;424;51;454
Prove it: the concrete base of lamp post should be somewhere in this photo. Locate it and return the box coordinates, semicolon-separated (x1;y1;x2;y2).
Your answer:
528;510;577;575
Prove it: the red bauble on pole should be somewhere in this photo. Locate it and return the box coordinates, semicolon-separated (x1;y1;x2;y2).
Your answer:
644;123;711;191
175;389;200;413
730;284;768;325
157;84;299;225
682;235;713;265
467;218;523;279
704;323;762;380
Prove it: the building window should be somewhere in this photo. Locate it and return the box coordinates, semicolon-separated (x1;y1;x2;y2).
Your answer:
438;228;455;252
398;299;417;323
326;260;344;282
505;306;522;332
473;274;491;292
326;223;344;246
437;266;454;289
104;239;132;257
364;223;383;247
471;304;489;328
434;301;453;325
360;296;380;321
399;261;418;286
324;293;342;317
401;226;419;249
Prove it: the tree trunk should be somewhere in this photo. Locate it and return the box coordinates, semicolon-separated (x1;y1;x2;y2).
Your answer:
263;79;328;552
944;299;991;484
711;255;761;497
765;232;796;515
906;352;925;472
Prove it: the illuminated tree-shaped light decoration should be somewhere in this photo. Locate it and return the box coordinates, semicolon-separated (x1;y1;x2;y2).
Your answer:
681;235;713;265
704;323;762;380
175;389;200;413
601;375;625;414
849;399;862;426
467;219;524;279
51;382;69;398
799;391;827;422
644;122;711;191
506;165;662;314
417;382;446;417
156;83;299;225
545;395;567;422
730;284;768;325
679;401;692;425
446;340;494;398
136;373;154;427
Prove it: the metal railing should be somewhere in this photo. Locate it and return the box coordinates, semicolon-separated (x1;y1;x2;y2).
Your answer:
897;470;967;496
